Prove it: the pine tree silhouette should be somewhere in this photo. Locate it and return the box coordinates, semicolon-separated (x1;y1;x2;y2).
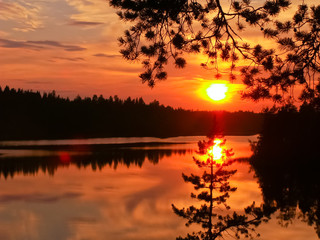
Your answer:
172;137;273;240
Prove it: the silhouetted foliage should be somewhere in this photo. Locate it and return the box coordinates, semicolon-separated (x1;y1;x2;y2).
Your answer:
242;4;320;106
0;85;263;140
109;0;290;87
250;106;320;237
172;138;273;240
110;1;320;107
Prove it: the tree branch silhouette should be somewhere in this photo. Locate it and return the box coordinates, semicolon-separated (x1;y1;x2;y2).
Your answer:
109;0;290;86
110;1;320;108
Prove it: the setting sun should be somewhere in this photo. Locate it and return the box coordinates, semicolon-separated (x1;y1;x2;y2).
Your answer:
206;83;228;101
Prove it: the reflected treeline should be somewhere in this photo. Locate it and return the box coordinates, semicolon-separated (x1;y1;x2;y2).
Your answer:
0;145;192;179
250;107;320;237
0;85;263;140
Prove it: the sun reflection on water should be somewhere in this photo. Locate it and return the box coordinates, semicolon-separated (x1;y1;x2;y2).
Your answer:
207;138;225;164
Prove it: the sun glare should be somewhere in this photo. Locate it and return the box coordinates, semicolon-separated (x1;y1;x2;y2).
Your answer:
206;83;228;101
207;139;224;164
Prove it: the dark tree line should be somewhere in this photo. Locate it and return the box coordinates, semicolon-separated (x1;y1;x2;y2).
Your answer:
249;106;320;237
0;86;263;140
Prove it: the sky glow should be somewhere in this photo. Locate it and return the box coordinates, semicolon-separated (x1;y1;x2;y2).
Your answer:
0;0;307;111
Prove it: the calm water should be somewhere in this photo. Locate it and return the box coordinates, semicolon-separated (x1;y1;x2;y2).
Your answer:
0;136;318;240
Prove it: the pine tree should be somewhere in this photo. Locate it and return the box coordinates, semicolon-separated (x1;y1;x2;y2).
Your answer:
109;0;290;87
172;138;273;240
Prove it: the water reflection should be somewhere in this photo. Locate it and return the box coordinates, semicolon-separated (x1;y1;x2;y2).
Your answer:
172;138;276;240
0;143;192;178
0;140;198;240
0;136;318;239
250;120;320;238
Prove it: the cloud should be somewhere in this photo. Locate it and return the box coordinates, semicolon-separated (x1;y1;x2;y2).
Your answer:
26;80;53;84
93;53;120;58
101;65;141;74
69;20;104;27
0;39;86;51
53;57;85;62
66;0;116;24
0;38;41;50
0;1;43;32
65;0;126;42
27;40;86;51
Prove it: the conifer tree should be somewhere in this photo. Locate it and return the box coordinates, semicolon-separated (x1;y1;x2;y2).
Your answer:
172;138;272;240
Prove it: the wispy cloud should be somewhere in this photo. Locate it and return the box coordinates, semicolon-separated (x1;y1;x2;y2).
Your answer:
0;39;86;51
69;20;104;27
27;40;86;51
66;0;115;25
26;80;53;85
0;1;43;32
65;0;125;41
0;38;44;50
93;53;119;58
53;57;85;62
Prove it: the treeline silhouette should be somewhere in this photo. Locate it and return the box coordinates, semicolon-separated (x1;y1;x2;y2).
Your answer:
250;105;320;237
0;145;191;179
0;85;263;140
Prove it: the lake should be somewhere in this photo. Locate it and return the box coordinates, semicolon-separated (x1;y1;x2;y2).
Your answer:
0;136;318;240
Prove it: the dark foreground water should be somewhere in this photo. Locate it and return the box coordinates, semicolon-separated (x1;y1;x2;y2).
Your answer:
0;136;318;240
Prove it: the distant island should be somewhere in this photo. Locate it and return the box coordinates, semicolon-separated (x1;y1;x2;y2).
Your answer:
0;86;264;140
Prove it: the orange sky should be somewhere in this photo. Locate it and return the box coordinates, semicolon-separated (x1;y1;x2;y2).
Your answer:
0;0;307;111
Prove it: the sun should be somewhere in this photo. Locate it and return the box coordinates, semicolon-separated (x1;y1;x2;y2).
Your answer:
206;83;228;101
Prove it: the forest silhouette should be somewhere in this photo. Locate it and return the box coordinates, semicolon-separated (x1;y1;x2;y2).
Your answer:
0;85;263;140
250;106;320;238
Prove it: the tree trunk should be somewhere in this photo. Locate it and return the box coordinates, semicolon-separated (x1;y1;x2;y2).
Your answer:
209;161;213;239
